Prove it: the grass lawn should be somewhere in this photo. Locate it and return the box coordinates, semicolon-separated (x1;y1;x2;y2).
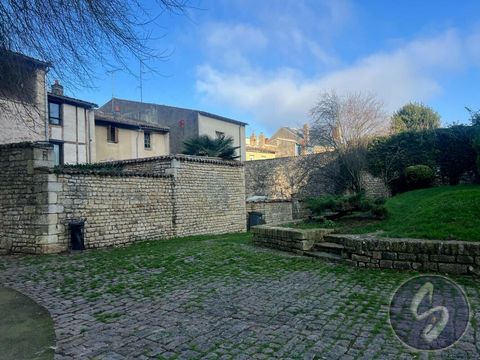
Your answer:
284;185;480;241
348;185;480;241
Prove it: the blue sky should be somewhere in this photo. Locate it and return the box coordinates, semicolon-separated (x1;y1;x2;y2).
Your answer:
69;0;480;136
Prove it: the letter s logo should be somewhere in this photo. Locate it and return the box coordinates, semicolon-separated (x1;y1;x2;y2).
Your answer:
410;282;449;343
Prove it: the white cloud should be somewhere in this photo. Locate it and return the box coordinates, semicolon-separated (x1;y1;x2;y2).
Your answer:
196;29;478;131
204;22;268;52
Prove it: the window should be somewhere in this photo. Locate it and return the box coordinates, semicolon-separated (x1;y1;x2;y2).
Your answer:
144;132;151;149
48;102;61;125
215;131;225;139
51;142;63;166
107;125;118;143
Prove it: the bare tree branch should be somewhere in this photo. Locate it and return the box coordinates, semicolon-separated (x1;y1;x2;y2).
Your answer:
309;91;389;193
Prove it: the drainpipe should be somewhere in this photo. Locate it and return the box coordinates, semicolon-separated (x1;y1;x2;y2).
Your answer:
44;69;50;141
136;126;141;158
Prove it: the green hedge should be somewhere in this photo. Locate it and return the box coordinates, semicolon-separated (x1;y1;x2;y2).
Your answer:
368;125;479;193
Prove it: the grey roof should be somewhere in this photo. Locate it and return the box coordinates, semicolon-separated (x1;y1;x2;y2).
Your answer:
95;110;170;132
48;93;98;109
107;98;248;126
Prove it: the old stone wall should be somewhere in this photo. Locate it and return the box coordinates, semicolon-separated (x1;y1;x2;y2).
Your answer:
56;172;175;249
173;160;246;237
245;153;390;200
251;225;333;252
0;142;61;254
246;201;293;225
0;143;246;254
327;234;479;275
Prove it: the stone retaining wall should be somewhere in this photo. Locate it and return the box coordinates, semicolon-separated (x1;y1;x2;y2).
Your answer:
327;234;479;275
252;225;333;253
0;142;246;254
246;201;293;225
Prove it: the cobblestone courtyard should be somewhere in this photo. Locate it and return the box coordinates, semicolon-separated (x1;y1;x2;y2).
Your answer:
1;233;480;359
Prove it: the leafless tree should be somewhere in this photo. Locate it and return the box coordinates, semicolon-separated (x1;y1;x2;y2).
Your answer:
310;91;389;193
0;0;187;89
0;0;188;131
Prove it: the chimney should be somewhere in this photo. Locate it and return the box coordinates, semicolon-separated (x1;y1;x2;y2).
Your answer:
258;133;266;147
250;132;257;146
51;80;64;96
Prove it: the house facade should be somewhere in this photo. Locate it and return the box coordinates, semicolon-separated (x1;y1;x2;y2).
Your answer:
47;81;97;165
0;52;50;144
100;98;247;161
94;111;170;162
0;52;99;165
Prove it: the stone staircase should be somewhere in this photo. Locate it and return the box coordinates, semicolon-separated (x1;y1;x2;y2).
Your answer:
304;236;345;263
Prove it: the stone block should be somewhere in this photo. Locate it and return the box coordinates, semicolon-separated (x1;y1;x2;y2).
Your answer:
430;255;455;263
456;255;474;264
398;253;416;261
352;254;371;263
393;261;411;270
379;260;393;269
382;252;397;260
438;263;469;275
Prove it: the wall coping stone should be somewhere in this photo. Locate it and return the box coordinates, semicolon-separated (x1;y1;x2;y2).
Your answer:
246;199;291;204
0;141;53;150
327;234;480;250
49;168;173;178
96;154;244;167
252;225;333;241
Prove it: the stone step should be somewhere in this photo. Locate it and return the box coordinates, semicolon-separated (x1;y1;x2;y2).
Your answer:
313;242;344;255
304;251;343;263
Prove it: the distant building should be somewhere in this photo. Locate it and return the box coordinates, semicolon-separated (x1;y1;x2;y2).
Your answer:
268;126;308;158
245;124;329;161
246;132;276;160
94;111;170;162
100;98;248;161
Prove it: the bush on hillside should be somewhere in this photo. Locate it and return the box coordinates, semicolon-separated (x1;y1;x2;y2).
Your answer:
404;165;435;190
307;193;387;219
368;126;479;193
436;126;477;185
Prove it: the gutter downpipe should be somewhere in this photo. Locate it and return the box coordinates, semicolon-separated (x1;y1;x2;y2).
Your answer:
136;126;141;158
44;68;50;141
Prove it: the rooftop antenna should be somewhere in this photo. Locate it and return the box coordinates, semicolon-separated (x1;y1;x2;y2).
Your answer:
106;68;121;113
139;59;146;103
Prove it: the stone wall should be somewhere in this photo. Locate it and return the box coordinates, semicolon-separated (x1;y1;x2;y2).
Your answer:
245;153;389;200
56;172;175;249
245;153;336;200
246;201;293;225
251;225;333;252
0;142;246;254
0;143;59;254
327;234;479;274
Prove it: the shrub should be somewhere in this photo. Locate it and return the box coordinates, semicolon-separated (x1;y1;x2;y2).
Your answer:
373;197;386;205
404;165;435;190
371;204;389;219
368;125;478;192
307;192;377;217
436;126;476;185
